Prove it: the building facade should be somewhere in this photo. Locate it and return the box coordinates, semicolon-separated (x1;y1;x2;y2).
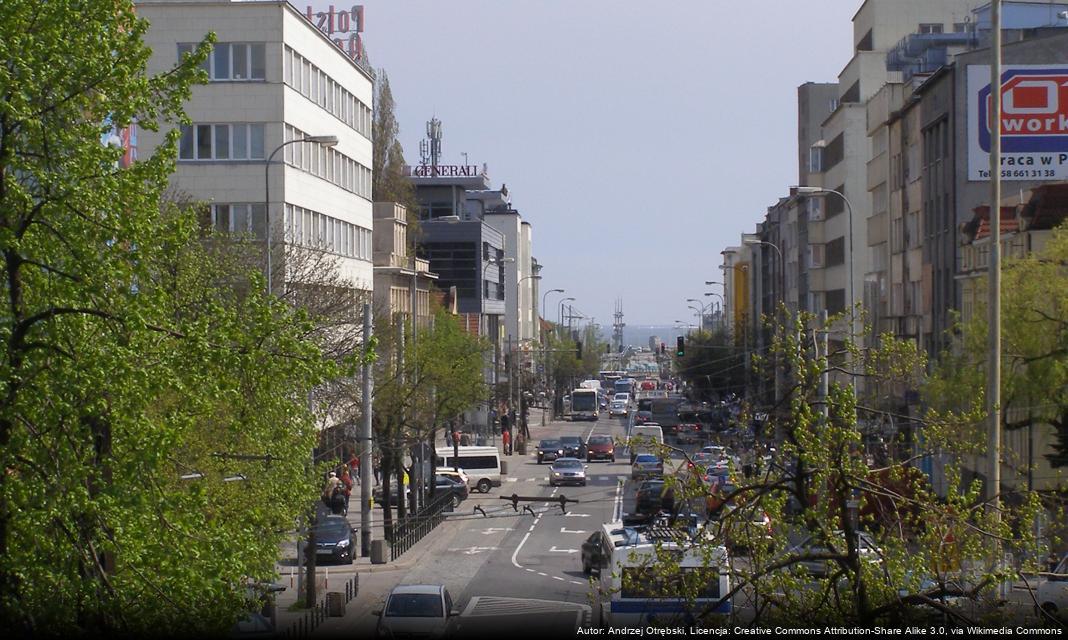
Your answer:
137;0;376;296
372;202;437;330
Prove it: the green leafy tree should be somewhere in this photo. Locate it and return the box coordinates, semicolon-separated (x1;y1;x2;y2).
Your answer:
372;70;421;235
615;309;1045;626
674;328;746;402
0;2;351;633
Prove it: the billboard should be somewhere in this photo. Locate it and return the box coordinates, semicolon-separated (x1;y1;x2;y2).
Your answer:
968;65;1068;181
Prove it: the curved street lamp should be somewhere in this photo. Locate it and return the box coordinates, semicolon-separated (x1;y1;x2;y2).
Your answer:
264;134;338;294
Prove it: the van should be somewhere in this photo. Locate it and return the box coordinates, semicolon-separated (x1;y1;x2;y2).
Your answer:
628;424;664;464
435;446;502;494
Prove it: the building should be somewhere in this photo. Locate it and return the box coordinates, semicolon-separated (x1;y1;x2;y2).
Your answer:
136;0;375;297
372;202;437;329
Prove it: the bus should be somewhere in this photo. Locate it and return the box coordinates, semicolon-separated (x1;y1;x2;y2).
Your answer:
584;520;731;627
570;388;599;421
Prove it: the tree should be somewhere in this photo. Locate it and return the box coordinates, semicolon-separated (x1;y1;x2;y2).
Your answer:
0;2;349;633
372;71;421;235
614;309;1045;626
674;328;746;403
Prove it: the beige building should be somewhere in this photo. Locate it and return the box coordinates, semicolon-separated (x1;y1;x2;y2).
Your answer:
136;0;375;295
372;203;437;330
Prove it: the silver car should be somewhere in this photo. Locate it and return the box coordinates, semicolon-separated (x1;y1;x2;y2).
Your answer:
549;457;587;486
375;584;459;639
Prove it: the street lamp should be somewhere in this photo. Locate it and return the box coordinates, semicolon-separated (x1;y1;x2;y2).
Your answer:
686;298;709;331
264;134;338;294
793;186;855;326
741;236;785;307
558;297;575;328
542;289;565;337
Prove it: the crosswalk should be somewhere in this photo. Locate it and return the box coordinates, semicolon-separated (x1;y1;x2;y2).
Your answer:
460;596;591;625
505;476;618;483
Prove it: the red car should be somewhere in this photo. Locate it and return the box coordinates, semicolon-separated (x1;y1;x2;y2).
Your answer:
672;422;701;444
585;435;615;462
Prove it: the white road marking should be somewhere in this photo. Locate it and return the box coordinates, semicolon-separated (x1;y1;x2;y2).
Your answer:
563;512;590;517
511;532;532;569
475;527;513;535
537;572;547;577
506;478;517;483
448;546;499;555
559;527;587;534
553;576;565;581
613;476;624;521
548;546;579;554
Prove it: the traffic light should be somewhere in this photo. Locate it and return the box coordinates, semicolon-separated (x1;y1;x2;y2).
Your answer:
676;336;685;357
576;340;583;359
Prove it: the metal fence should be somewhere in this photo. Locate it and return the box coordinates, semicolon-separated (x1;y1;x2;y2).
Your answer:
386;490;451;561
281;574;359;638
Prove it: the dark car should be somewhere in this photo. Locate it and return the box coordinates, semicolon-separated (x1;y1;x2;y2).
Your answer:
585;435;615;462
634;410;653;425
431;474;469;507
633;479;675;516
312;515;357;564
559;436;587;459
537;439;564;464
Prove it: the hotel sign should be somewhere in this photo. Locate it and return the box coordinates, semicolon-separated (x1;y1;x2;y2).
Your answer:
968;65;1068;181
305;4;365;62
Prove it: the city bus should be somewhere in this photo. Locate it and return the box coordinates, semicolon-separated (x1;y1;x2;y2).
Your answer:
585;521;731;627
570;388;600;421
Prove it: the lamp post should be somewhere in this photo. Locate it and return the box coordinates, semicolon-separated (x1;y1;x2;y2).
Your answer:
264;134;338;295
514;274;542;439
705;292;724;332
742;236;785;411
686;300;707;331
558;297;575;332
793;186;855;328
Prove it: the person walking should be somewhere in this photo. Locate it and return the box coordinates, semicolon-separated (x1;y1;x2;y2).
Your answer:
322;471;341;509
501;429;511;456
339;466;353;515
372;453;381;485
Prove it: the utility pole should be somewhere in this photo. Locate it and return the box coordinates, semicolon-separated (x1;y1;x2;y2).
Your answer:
360;302;374;558
987;0;1003;532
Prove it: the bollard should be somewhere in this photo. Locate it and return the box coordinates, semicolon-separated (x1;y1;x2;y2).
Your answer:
500;460;509;475
371;538;388;564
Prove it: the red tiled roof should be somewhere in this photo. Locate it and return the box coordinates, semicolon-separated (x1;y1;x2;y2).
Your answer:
972;205;1018;241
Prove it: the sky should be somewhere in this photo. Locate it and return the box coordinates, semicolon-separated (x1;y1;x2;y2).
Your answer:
308;0;862;326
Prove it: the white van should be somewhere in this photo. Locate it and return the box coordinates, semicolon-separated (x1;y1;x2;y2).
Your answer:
435;446;502;494
628;424;664;464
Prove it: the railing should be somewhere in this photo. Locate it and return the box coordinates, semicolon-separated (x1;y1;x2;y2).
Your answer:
281;574;359;638
386;490;452;561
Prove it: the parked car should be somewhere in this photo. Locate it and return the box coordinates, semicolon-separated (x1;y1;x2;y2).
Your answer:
585;435;615;462
633;479;674;516
559;436;587;459
431;474;469;507
374;584;458;639
1038;555;1068;621
631;453;664;480
785;531;883;578
549;457;587;487
537;439;564;464
311;515;357;565
434;468;470;489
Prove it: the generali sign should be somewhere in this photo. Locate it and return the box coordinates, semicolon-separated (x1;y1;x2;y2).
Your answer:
407;165;481;178
305;4;365;62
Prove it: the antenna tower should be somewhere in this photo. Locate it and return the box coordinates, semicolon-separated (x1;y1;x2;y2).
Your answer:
612;299;625;353
419;117;443;169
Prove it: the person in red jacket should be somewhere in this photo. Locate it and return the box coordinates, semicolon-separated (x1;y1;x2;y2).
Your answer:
502;429;511;456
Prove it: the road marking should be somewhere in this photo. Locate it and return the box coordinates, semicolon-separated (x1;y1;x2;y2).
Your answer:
460;596;590;624
553;576;565;581
549;546;579;554
506;478;517;483
537;572;547;577
613;474;624;521
510;532;532;569
448;546;499;555
474;527;513;535
527;524;535;532
571;581;585;586
563;512;590;517
560;527;587;534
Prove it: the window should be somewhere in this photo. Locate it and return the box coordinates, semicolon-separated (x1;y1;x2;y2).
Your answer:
826;236;845;267
808;244;825;269
826;289;846;314
825;184;846;218
823;134;845;171
809;146;823;174
211;204;266;238
180;43;267;81
283;45;373;140
179;124;264;161
807;197;824;221
918;23;943;34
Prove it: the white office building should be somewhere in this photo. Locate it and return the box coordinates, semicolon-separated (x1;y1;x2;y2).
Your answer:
136;0;375;295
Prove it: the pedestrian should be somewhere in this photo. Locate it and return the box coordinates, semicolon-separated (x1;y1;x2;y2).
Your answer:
322;471;341;508
372;453;381;485
460;432;470;446
339;466;353;514
348;451;359;478
502;429;511;456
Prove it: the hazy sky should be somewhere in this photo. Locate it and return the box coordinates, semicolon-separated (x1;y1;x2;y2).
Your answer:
310;0;861;326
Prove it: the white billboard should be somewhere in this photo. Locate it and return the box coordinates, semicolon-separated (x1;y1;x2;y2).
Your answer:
967;64;1068;181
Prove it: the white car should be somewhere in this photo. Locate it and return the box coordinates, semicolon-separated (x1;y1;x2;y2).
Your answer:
375;584;459;638
1038;555;1068;621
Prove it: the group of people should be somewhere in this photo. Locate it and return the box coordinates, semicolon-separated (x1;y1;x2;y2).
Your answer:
322;466;353;516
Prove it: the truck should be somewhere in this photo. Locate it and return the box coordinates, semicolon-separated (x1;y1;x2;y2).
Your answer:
570;388;600;421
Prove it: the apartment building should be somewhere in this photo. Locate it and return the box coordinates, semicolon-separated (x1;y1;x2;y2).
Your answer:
372;202;437;330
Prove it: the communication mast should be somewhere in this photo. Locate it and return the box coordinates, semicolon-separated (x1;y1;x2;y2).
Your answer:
419;117;442;170
612;299;625;354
